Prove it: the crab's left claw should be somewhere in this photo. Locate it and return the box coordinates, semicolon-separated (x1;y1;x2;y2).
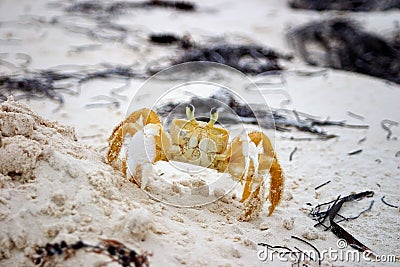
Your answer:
106;108;161;166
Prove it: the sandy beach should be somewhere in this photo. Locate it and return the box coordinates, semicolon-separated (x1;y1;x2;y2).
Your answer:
0;0;399;266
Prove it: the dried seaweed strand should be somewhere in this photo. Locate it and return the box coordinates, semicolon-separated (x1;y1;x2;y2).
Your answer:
358;136;366;144
347;149;362;156
311;191;375;253
65;0;196;14
291;235;321;266
315;180;331;190
284;136;336;141
347;111;365;120
335;200;374;223
289;0;400;12
312;196;341;230
289;147;298;161
381;196;399;208
381;119;399;140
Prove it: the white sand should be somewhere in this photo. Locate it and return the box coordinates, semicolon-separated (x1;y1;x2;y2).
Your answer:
0;0;399;266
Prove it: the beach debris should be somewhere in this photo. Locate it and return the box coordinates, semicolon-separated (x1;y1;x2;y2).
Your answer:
85;95;120;109
292;235;321;265
173;44;292;75
288;0;400;11
0;63;142;109
106;105;284;221
148;33;292;75
288;18;400;84
0;75;65;107
347;111;365;121
381;119;399;140
289;147;297;161
64;0;196;15
258;235;321;266
347;149;363;156
283;217;295;230
30;239;151;267
381;196;399;209
156;89;369;139
357;137;366;144
314;180;331;190
149;33;182;44
311;191;375;253
283;136;333;141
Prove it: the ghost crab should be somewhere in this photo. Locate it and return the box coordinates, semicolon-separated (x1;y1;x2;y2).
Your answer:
106;105;284;221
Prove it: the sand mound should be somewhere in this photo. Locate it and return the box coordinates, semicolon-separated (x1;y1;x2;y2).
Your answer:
0;98;156;265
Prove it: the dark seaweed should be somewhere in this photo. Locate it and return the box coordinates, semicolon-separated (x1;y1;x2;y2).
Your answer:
311;191;375;253
156;89;368;138
147;33;292;75
65;0;195;15
175;44;292;75
0;75;67;106
149;33;181;44
0;64;142;109
289;0;400;11
288;19;400;84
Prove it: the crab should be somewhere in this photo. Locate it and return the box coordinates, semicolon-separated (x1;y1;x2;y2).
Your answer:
106;105;284;221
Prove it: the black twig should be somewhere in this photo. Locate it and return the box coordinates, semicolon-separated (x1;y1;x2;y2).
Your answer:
315;180;331;190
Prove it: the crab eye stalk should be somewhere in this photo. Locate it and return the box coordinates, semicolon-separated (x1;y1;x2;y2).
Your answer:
208;107;218;126
186;104;195;120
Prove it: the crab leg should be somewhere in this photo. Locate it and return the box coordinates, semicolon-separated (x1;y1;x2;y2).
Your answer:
224;131;283;221
247;132;284;216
